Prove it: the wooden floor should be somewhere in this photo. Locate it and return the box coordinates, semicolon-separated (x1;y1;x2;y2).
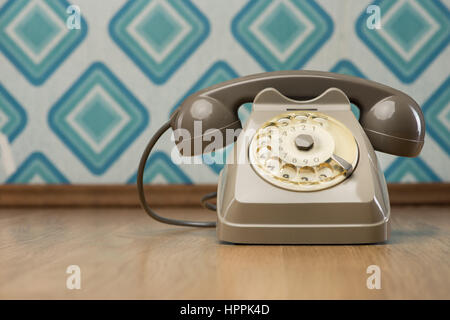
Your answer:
0;206;449;299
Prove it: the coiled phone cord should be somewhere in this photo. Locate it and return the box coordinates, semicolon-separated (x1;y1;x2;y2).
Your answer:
137;121;217;227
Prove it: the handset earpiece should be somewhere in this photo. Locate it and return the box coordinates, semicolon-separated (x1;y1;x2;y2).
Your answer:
359;94;424;157
171;95;241;156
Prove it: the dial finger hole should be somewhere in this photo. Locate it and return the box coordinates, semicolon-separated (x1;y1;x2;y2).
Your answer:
258;136;271;147
298;166;316;183
261;123;277;135
265;157;281;173
311;117;328;127
280;164;297;180
294;115;308;123
318;163;333;180
257;146;272;160
277;118;290;126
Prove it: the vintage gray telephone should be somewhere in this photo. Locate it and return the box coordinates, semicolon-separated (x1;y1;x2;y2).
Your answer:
137;71;425;244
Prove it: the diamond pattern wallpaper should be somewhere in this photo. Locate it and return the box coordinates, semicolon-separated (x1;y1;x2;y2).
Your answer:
0;0;448;184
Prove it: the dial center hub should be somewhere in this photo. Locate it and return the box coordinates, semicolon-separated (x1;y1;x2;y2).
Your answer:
295;134;314;151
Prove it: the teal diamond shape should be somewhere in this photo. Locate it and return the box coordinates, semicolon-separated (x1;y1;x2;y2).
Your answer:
14;4;60;55
109;0;209;84
330;59;366;79
232;0;333;70
0;84;27;142
74;93;122;145
128;152;191;184
423;77;450;155
0;0;88;85
259;3;306;53
6;152;69;184
48;62;149;175
384;2;431;53
356;0;450;83
385;158;440;183
136;4;182;54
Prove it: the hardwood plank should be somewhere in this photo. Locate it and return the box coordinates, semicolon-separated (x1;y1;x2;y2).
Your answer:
0;206;448;299
0;184;214;207
388;183;450;205
0;183;448;207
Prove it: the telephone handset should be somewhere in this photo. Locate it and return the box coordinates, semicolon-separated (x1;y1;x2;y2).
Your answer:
138;71;425;244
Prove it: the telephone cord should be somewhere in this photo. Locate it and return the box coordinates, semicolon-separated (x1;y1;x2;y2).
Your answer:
200;192;217;211
137;120;217;227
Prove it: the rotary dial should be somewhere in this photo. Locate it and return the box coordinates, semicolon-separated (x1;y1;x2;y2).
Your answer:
249;111;359;191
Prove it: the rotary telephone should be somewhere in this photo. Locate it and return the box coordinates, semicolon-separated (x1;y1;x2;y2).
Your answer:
137;71;425;244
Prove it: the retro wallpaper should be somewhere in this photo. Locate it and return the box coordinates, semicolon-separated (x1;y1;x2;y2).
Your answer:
0;0;448;184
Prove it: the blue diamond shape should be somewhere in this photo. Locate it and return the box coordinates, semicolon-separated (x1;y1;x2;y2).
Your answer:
330;59;366;79
14;4;60;55
259;3;306;53
74;93;122;145
136;4;182;54
0;0;88;85
6;152;69;184
356;0;450;83
48;62;149;175
127;151;191;184
384;2;431;53
0;84;27;142
423;77;450;155
109;0;209;84
385;158;440;183
232;0;333;70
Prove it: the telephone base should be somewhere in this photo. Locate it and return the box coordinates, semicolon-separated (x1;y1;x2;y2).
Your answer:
216;217;390;244
216;156;391;244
